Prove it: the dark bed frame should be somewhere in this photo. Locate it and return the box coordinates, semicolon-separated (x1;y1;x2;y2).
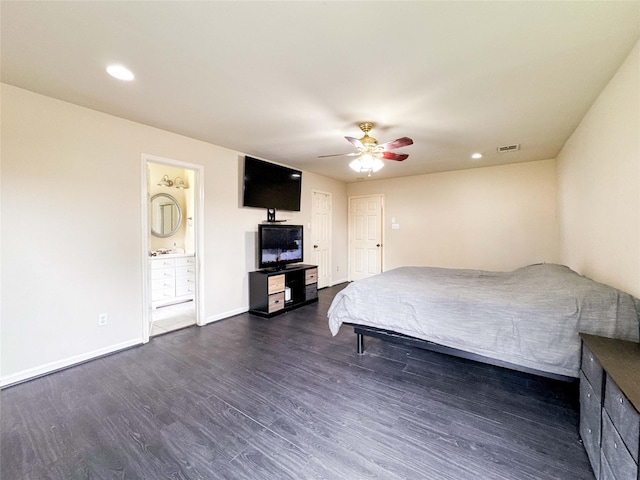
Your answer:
353;325;576;383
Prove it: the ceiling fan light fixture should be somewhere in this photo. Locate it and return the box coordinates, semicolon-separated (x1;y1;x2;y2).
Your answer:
349;155;385;174
349;158;363;172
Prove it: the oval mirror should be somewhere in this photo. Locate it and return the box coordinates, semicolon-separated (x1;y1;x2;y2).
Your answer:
150;193;182;238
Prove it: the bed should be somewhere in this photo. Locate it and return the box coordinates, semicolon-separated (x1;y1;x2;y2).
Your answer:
327;264;640;380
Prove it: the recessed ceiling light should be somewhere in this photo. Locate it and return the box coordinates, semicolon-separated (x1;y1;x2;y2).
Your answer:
106;64;135;81
471;153;483;159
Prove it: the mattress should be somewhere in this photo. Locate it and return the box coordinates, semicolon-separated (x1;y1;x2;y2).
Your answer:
328;264;640;378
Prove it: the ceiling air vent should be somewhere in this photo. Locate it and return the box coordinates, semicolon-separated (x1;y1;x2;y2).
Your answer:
497;144;520;153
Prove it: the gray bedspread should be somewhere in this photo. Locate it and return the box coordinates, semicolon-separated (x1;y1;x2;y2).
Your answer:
327;264;640;378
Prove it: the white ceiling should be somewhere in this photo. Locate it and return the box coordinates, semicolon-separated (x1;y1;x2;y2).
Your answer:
2;1;639;182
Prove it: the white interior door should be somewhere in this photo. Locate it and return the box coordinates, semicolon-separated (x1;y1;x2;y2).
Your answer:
349;195;383;281
311;190;331;288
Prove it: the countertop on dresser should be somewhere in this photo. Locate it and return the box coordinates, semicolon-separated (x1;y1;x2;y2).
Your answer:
581;333;640;411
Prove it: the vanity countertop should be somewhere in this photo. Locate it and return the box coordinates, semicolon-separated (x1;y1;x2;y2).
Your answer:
149;252;195;259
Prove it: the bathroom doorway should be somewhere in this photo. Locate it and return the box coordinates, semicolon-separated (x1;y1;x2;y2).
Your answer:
141;154;204;341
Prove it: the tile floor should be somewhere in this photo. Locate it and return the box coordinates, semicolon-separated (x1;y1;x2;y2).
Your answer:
150;300;196;337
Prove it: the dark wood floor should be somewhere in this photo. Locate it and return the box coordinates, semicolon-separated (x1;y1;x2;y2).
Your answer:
1;284;594;479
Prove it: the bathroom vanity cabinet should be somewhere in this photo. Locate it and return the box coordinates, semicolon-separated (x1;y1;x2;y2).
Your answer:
150;254;196;309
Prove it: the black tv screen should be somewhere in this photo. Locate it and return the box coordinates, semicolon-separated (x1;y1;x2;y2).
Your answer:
259;224;303;269
243;156;302;212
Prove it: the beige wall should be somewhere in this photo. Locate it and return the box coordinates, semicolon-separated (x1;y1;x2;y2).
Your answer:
347;159;560;272
557;40;640;297
0;84;348;384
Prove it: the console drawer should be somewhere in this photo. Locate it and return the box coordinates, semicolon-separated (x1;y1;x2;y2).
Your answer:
602;412;637;480
605;375;639;463
305;284;318;301
305;268;318;285
581;343;604;399
268;275;285;294
268;292;285;313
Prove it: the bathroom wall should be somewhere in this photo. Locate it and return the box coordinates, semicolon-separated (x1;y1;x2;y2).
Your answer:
148;162;194;253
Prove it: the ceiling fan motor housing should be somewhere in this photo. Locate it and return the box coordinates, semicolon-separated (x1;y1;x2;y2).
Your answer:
358;122;377;147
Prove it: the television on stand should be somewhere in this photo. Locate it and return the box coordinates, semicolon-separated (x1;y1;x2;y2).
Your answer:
258;224;303;270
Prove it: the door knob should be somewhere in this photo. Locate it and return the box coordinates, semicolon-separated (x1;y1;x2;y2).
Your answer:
376;244;381;247
313;245;318;248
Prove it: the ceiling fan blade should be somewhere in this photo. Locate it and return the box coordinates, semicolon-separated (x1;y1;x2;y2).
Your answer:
345;136;364;150
381;151;409;161
318;152;359;158
379;137;413;150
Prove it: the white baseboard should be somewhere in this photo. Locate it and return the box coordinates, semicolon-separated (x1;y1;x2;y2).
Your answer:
202;306;249;325
331;276;349;285
0;338;142;388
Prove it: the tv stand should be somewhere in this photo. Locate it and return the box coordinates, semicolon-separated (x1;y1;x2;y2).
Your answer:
249;264;318;317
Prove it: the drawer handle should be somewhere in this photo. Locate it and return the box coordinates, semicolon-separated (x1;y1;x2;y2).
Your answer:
590;356;594;362
587;393;591;399
614;442;618;450
587;428;592;434
619;396;624;405
274;300;280;304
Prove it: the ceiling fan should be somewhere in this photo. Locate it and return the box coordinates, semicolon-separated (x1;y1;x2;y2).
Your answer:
319;122;413;175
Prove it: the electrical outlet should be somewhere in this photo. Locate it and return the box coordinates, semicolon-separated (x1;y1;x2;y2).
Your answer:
98;313;108;326
337;266;340;272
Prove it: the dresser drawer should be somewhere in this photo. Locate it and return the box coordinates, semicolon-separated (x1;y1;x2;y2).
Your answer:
601;412;637;480
176;256;196;267
268;292;285;313
580;373;602;479
605;375;639;463
581;343;604;399
268;275;285;294
151;258;176;269
305;268;318;285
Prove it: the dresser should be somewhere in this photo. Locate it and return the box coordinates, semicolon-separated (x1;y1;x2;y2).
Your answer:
249;264;318;317
150;254;196;309
580;333;640;480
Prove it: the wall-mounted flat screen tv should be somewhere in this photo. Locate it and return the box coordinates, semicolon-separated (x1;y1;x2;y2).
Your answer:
243;156;302;212
258;224;303;270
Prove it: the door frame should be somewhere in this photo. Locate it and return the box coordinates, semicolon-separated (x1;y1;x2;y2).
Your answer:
141;153;205;342
311;189;332;288
347;194;384;281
